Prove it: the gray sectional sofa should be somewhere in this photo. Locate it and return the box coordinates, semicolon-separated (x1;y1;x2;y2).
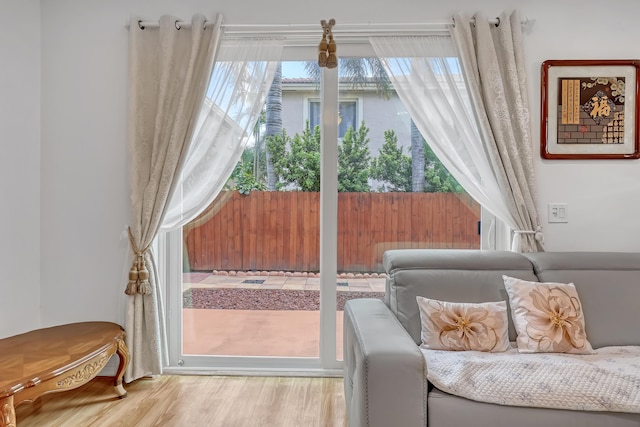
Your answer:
343;249;640;427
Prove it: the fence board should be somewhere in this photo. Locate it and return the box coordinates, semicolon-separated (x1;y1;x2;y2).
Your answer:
432;194;444;249
337;195;345;271
295;193;304;269
213;196;222;268
309;192;320;271
288;192;297;270
410;194;421;249
247;192;257;271
360;193;372;269
184;191;480;273
370;194;385;270
340;194;351;272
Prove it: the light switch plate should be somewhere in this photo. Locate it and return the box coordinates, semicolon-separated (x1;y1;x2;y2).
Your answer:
548;203;568;223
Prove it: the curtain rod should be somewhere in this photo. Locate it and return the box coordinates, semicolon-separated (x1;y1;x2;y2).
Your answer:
130;17;531;32
128;18;532;45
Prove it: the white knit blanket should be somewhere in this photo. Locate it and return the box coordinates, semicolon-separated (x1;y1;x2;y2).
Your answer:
421;345;640;413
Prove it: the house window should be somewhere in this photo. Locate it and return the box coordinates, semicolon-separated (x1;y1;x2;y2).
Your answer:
309;100;357;138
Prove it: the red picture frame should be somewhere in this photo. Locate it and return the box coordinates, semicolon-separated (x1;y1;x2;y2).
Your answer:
541;59;640;159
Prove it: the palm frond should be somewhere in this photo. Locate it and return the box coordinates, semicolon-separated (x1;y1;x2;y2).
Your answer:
303;57;393;100
304;61;322;84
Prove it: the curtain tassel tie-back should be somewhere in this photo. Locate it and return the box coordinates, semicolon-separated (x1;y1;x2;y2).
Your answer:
126;227;152;295
513;226;544;242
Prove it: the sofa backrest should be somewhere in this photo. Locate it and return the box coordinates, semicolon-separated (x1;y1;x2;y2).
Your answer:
523;251;640;348
383;249;538;345
383;249;640;348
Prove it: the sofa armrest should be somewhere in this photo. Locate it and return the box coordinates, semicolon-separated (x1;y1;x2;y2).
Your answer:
343;298;427;427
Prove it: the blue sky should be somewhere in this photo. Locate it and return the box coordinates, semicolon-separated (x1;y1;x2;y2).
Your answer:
280;57;461;79
282;61;310;78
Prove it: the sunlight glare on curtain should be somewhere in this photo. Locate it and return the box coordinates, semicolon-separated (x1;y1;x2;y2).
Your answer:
162;39;284;230
370;35;515;229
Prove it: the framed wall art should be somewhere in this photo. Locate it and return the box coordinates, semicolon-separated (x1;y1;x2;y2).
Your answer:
540;59;640;159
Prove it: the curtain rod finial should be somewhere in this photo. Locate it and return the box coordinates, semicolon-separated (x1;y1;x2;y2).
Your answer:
521;16;535;34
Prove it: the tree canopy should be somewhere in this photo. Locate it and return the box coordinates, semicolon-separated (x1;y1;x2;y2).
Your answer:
267;125;321;192
338;121;371;192
230;118;462;194
370;129;412;192
423;142;464;193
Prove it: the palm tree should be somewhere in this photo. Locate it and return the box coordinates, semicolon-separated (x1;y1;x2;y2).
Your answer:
252;109;266;181
304;58;393;100
265;63;282;191
410;120;425;192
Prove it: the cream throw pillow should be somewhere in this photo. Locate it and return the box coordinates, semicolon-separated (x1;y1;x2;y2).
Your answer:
503;275;593;354
416;296;510;352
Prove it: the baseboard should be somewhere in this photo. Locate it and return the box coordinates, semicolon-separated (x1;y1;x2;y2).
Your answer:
163;366;344;378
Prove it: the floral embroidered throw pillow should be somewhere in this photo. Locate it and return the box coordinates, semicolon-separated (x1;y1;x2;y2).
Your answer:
503;275;593;354
416;296;510;352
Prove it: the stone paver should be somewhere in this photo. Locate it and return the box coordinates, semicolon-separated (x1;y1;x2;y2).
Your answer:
183;273;385;293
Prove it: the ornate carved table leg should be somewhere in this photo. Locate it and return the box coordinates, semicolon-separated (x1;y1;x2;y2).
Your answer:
114;337;130;398
0;396;16;427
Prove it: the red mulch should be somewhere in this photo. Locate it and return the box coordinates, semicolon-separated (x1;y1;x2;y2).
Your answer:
184;288;384;311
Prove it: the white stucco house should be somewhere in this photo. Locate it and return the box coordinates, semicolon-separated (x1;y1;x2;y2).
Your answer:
281;77;412;156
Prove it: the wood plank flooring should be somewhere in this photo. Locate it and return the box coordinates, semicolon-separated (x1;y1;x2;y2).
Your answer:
14;375;347;427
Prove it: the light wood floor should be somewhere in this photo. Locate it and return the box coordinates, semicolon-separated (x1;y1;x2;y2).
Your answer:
15;375;347;427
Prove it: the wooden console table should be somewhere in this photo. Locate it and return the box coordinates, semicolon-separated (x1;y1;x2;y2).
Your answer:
0;322;129;427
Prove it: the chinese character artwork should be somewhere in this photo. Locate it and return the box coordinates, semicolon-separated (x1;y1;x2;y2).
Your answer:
557;77;625;144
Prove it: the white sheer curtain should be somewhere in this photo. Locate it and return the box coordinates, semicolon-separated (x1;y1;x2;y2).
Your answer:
162;39;284;230
370;36;516;236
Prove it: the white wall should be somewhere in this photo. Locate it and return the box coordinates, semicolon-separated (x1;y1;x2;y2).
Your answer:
37;0;640;328
40;1;131;328
522;2;640;251
0;0;41;337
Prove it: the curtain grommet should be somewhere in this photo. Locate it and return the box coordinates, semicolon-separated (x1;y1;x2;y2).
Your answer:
137;20;145;30
175;20;181;30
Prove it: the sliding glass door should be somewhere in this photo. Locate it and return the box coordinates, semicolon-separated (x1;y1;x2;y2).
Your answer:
165;43;482;374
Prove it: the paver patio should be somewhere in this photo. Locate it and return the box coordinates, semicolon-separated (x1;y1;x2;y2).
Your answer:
182;273;385;359
183;272;386;292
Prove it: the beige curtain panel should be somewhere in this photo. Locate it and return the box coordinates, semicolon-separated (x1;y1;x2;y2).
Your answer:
125;13;221;382
451;11;544;252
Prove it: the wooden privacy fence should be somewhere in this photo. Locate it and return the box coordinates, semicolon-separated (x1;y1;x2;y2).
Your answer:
184;191;481;273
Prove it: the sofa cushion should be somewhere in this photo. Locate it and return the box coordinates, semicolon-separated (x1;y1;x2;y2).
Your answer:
384;249;538;345
416;297;510;352
523;252;640;348
503;275;593;354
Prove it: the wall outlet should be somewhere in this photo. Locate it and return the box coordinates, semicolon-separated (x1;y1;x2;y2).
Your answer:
548;203;568;223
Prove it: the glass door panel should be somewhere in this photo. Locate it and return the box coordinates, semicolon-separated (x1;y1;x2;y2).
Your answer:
181;60;322;358
334;57;481;360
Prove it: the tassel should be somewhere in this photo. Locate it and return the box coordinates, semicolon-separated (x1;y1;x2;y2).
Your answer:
125;281;138;296
318;33;328;67
319;19;336;68
125;259;139;295
125;227;154;295
137;255;152;295
326;34;337;69
139;281;152;295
